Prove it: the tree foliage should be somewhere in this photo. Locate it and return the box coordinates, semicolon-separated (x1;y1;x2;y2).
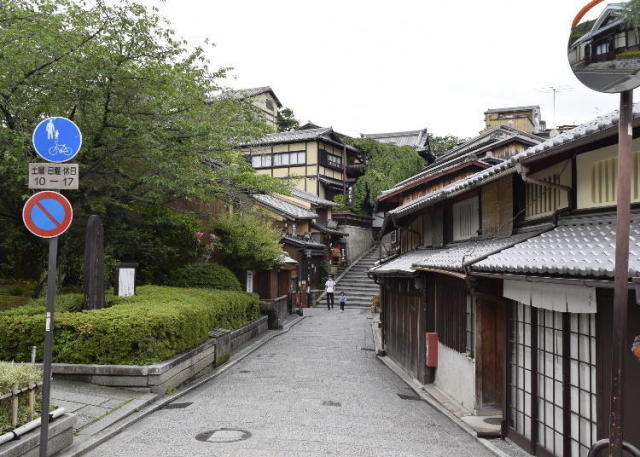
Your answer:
428;134;465;157
0;0;284;284
624;0;640;32
276;107;300;132
211;213;283;271
345;138;425;214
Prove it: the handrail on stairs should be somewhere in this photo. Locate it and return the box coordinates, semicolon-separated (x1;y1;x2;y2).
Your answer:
587;439;640;457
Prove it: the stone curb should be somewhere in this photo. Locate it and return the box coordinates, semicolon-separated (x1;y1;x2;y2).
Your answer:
371;322;514;457
56;315;305;457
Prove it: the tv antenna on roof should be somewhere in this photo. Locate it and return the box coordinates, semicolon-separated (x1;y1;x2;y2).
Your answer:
536;85;573;128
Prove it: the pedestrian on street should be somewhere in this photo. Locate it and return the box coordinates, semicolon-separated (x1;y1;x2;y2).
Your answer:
325;275;335;310
338;291;347;311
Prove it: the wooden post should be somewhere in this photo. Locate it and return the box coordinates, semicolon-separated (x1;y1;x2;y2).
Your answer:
28;382;36;420
84;215;105;309
11;383;19;427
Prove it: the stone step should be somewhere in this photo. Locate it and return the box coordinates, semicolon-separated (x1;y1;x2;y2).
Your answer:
337;283;379;290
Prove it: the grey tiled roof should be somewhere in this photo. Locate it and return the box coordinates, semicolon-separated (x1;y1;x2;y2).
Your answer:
380;126;541;200
240;127;359;152
253;194;318;220
230;86;282;107
290;188;338;207
412;232;541;272
281;234;326;250
388;104;640;220
311;222;348;236
473;212;640;278
369;249;439;276
362;129;429;150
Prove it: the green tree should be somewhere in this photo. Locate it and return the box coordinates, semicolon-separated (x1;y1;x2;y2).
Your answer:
345;138;425;214
211;213;283;271
624;0;640;32
428;134;465;157
0;0;285;285
276;107;300;132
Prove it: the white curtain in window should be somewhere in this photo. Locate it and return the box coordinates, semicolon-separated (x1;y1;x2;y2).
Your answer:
504;281;596;314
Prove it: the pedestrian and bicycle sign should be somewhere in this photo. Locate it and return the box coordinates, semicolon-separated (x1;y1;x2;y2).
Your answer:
32;117;82;163
22;191;73;238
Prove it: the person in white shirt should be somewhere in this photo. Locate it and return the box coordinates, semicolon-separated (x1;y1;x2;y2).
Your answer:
325;275;335;310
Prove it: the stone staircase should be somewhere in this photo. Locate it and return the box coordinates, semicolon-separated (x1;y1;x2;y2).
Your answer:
333;246;380;308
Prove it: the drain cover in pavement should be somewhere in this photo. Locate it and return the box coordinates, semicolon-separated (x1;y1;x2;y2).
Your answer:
397;393;424;401
195;428;251;443
321;400;341;407
163;402;192;409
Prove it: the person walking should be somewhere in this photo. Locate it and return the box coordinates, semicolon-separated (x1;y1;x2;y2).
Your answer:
338;291;347;311
325;275;335;310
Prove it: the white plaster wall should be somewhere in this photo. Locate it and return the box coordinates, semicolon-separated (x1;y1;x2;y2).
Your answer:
434;343;476;413
339;225;374;263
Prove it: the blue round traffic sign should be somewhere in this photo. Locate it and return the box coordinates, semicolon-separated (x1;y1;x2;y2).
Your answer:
32;117;82;163
22;191;73;238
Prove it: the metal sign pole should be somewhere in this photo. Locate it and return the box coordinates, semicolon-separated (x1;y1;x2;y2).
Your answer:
39;236;58;457
609;90;633;457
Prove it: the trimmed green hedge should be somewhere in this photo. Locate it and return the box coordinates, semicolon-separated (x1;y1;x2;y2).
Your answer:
617;49;640;59
0;286;260;365
168;263;241;291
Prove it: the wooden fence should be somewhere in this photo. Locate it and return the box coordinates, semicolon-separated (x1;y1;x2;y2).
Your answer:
0;382;39;428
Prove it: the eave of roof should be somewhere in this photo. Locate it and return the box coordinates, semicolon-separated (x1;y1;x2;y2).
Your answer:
290;188;338;207
253;194;318;220
378;160;490;203
384;104;640;224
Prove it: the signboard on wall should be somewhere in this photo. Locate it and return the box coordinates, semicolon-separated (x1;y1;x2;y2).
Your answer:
246;270;254;293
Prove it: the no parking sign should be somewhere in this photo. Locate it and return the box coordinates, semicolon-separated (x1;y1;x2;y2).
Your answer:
22;191;73;238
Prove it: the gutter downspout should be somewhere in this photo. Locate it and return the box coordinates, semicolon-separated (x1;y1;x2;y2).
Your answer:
515;163;572;193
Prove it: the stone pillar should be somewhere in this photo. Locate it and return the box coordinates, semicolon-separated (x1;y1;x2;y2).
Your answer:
84;215;105;310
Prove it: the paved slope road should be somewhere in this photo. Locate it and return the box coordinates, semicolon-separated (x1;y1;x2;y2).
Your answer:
85;309;494;457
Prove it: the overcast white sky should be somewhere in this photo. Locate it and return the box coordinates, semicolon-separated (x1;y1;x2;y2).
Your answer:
138;0;622;138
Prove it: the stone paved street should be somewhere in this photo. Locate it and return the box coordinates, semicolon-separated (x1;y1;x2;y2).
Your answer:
85;308;495;457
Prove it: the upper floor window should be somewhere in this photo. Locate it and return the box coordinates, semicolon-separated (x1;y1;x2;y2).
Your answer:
251;154;271;168
452;196;479;241
265;99;274;111
251;151;306;168
577;143;640;209
525;161;571;220
319;148;343;170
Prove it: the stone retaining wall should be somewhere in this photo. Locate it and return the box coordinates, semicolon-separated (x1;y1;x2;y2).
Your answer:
47;317;268;394
0;413;75;457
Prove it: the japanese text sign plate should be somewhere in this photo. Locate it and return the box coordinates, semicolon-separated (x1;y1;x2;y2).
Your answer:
32;117;82;163
22;191;73;238
28;163;79;190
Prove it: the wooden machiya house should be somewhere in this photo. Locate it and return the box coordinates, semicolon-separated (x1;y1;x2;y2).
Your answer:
371;107;640;457
241;125;364;203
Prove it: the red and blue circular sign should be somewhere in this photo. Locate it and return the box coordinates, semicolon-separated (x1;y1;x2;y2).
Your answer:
22;191;73;238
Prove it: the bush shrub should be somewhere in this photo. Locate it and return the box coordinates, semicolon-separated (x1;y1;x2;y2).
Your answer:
0;362;42;433
0;286;260;365
617;49;640;59
168;263;241;291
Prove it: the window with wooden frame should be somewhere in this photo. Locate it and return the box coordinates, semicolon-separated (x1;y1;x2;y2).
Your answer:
506;302;597;457
435;276;472;356
452;196;479;241
525;161;571;220
577;142;640;209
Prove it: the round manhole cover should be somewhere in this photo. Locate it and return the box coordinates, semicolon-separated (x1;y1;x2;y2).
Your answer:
195;428;251;443
483;417;502;425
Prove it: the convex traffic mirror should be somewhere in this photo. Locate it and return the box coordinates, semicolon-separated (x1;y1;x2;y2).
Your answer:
568;0;640;93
